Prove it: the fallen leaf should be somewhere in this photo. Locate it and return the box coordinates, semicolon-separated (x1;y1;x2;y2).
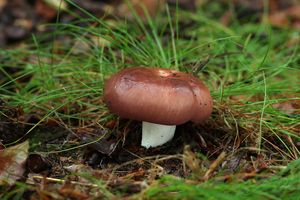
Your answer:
0;140;29;186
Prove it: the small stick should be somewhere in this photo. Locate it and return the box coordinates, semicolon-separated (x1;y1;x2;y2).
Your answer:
29;175;99;188
203;152;226;181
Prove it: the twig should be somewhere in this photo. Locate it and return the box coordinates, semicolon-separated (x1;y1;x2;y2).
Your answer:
203;152;226;181
29;175;99;188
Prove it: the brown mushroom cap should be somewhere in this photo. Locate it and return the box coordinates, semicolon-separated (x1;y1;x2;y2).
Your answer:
104;67;213;125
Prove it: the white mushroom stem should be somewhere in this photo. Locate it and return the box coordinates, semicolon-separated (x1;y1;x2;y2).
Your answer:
141;121;176;148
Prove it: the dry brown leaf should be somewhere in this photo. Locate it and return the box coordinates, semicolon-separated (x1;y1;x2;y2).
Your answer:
0;140;29;185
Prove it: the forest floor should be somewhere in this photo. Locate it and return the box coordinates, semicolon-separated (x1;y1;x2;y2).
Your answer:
0;0;300;199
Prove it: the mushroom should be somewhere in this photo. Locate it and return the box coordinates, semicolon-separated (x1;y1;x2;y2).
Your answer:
104;67;213;148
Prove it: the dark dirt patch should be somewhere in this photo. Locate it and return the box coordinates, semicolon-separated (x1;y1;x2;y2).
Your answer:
0;99;25;145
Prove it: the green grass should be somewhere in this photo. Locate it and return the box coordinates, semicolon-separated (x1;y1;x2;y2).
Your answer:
0;1;299;199
141;158;300;200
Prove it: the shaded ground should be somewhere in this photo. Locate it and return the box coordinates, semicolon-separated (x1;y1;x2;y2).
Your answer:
1;0;299;47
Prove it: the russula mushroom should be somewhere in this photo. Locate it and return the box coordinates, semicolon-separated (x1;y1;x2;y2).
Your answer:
104;67;213;148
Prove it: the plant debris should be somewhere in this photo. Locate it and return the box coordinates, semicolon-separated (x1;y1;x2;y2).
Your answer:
0;140;29;186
